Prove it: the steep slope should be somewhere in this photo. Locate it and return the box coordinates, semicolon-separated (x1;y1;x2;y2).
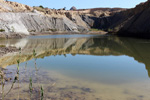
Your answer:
117;0;150;37
0;0;126;35
0;13;86;34
1;0;148;37
89;0;150;38
0;0;88;35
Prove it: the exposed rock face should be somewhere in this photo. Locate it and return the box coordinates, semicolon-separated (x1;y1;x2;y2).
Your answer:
65;12;90;29
0;0;126;35
88;0;150;38
2;0;148;37
0;13;87;34
117;1;150;37
0;1;89;34
81;15;112;29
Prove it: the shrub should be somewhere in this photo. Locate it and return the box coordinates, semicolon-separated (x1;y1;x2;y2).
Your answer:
0;45;6;47
0;29;5;32
89;28;104;32
33;6;45;12
108;28;113;32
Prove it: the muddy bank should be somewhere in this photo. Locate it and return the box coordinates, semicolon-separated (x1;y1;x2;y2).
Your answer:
30;31;107;36
0;31;107;39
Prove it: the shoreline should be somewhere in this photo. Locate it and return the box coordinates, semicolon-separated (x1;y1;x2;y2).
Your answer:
0;31;107;58
0;31;107;39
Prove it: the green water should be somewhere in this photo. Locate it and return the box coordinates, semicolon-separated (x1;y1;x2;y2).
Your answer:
0;34;150;100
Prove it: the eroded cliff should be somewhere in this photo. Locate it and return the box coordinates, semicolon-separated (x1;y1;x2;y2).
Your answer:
89;0;150;38
0;0;125;35
0;0;89;34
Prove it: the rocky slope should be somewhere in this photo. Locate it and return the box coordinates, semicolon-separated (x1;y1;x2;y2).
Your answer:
89;0;150;38
0;12;87;34
0;0;89;35
117;0;150;37
0;0;148;37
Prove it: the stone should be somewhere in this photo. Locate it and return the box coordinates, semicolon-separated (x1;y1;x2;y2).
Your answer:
70;6;77;11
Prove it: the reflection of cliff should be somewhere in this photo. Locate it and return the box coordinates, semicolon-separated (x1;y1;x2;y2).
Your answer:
0;36;122;67
117;38;150;77
0;36;150;77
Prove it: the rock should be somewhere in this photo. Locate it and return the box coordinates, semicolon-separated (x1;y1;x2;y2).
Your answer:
0;12;88;34
70;6;77;11
65;12;90;30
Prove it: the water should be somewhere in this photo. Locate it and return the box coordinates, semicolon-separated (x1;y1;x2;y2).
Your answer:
0;34;150;100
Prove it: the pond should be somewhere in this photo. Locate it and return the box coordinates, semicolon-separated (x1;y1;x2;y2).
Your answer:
0;34;150;100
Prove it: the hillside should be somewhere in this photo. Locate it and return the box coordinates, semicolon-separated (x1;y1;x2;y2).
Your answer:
0;0;149;38
0;0;88;35
0;0;125;36
117;0;150;38
89;0;150;38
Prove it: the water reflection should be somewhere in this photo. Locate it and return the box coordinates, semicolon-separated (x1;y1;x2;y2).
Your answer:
0;34;150;100
0;35;150;77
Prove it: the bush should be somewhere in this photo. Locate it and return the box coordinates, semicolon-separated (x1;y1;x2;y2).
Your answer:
33;6;45;12
89;28;101;31
0;45;6;47
108;28;113;32
50;29;57;32
0;29;5;32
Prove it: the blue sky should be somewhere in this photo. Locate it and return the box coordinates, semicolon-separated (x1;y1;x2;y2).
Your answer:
11;0;147;9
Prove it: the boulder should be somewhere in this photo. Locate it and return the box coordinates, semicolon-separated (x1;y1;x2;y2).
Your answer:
70;6;77;11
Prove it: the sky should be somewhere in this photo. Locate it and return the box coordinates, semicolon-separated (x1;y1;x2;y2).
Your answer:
10;0;147;9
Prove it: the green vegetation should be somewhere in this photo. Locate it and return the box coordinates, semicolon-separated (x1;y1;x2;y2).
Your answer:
33;7;45;12
50;29;57;32
33;5;47;13
29;30;36;32
33;49;37;57
114;27;120;32
107;28;113;32
0;45;6;47
17;59;20;73
89;28;104;32
41;86;44;100
0;49;45;100
46;28;58;32
29;77;33;93
0;29;5;32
